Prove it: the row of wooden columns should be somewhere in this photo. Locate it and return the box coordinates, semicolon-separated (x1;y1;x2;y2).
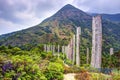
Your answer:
43;27;82;66
43;15;114;68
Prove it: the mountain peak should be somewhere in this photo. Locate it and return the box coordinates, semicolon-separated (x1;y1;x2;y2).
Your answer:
64;4;73;6
59;4;80;11
62;4;75;9
46;4;91;21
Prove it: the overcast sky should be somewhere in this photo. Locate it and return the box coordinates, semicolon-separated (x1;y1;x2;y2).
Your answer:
0;0;120;35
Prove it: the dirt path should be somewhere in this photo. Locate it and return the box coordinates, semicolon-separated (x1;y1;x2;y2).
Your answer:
64;73;76;80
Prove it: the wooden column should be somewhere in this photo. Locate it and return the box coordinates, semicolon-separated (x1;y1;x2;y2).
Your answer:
73;35;76;64
62;46;64;53
86;48;89;64
65;46;69;59
62;46;65;59
47;45;50;52
50;45;52;51
57;45;60;58
44;44;47;52
110;48;114;55
68;39;73;60
91;15;102;68
52;45;55;55
76;27;81;66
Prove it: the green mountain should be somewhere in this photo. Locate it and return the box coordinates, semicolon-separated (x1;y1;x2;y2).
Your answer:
0;4;120;53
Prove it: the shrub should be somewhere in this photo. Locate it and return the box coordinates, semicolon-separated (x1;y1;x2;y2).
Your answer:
41;52;52;59
44;62;64;80
90;72;112;80
64;59;72;66
112;74;120;80
0;55;47;80
64;65;74;73
64;65;81;73
112;69;120;80
75;72;91;80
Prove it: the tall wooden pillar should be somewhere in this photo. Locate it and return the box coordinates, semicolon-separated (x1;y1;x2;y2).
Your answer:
50;45;52;51
47;45;50;52
110;48;114;55
57;45;60;58
62;46;65;59
52;45;55;55
68;39;73;60
73;35;76;64
91;15;102;68
65;46;69;59
86;48;89;64
62;46;64;53
44;44;47;52
76;27;81;66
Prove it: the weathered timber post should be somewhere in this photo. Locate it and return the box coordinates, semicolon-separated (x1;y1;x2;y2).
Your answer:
110;48;114;55
76;27;81;66
67;45;70;59
44;44;47;52
91;15;102;68
62;46;65;59
68;39;73;60
50;45;52;51
86;48;89;64
65;46;69;59
110;48;114;67
52;45;55;55
57;45;60;58
62;46;64;53
47;45;50;52
73;35;76;64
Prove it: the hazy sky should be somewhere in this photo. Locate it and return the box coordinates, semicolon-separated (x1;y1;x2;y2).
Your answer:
0;0;120;35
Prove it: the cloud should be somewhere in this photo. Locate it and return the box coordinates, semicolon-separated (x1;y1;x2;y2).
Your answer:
0;18;24;35
0;0;74;35
0;0;74;24
73;0;120;13
0;0;120;35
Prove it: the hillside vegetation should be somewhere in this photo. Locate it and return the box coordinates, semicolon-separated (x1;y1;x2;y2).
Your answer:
0;45;120;80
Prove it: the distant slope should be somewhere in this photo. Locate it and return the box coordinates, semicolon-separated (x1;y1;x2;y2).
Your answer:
0;4;120;53
91;13;120;22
